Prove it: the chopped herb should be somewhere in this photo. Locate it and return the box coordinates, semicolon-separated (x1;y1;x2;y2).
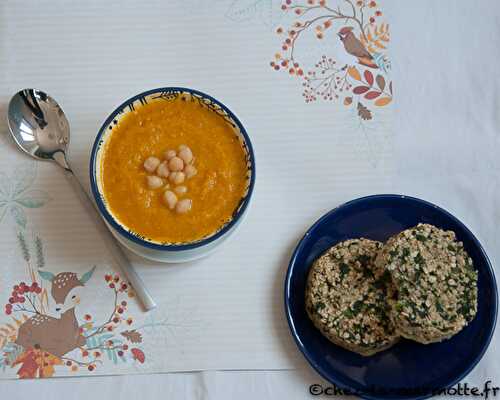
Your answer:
458;302;472;319
353;323;363;334
380;270;391;284
339;263;350;281
414;269;422;281
352;300;364;314
356;254;371;267
414;252;425;265
415;234;427;242
416;308;428;318
373;306;385;319
362;267;375;279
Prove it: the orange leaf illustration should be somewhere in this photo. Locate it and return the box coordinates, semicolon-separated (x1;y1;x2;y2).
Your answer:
365;91;381;100
353;86;370;95
364;70;374;86
347;66;361;81
376;75;386;91
13;349;62;378
131;348;145;364
357;102;372;120
373;40;386;50
38;353;61;378
344;97;353;106
13;350;39;379
121;330;143;343
375;97;392;106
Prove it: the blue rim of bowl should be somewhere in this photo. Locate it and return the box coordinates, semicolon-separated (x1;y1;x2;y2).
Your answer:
284;194;498;400
90;87;256;251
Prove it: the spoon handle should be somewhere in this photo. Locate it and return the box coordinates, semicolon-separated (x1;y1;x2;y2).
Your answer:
64;169;157;311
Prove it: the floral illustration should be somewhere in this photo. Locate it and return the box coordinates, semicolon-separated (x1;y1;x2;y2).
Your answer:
0;162;51;229
0;234;146;378
270;0;391;121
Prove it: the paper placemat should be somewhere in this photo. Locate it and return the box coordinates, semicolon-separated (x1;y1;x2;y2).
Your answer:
0;0;393;379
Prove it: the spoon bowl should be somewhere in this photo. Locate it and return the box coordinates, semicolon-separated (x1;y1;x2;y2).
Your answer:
8;89;70;163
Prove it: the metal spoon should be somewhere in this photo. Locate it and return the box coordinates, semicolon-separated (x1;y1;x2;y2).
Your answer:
7;88;156;311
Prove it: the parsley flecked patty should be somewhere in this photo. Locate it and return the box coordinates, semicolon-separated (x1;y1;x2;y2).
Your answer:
305;239;399;356
376;224;478;344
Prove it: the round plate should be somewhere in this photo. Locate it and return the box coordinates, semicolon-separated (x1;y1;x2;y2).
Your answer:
285;194;497;400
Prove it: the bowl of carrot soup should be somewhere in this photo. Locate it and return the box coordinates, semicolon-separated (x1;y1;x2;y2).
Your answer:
90;87;255;262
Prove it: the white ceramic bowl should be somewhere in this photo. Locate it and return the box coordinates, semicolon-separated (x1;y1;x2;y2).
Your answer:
90;87;255;263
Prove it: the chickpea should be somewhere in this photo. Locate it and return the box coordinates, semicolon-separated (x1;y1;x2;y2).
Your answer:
164;150;176;160
146;175;163;189
175;199;192;214
163;191;178;210
178;146;193;164
168;156;184;172
173;171;185;185
168;172;178;183
143;156;160;173
156;162;170;178
184;164;197;179
175;185;188;195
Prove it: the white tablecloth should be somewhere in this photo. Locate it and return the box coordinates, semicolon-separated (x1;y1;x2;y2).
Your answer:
2;0;499;398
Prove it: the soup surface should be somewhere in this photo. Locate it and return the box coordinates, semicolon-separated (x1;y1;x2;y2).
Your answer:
101;97;248;243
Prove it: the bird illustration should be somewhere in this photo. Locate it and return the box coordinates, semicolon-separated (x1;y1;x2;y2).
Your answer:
338;26;378;69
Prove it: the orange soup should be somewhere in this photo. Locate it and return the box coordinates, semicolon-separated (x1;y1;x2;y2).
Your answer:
101;97;249;244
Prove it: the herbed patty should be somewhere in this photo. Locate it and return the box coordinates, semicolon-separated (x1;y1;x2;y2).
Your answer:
305;239;399;356
376;223;478;344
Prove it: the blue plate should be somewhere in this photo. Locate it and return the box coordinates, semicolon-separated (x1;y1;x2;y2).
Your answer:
285;194;497;400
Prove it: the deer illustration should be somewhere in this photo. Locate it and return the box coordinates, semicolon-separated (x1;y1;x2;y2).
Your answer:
15;266;96;357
